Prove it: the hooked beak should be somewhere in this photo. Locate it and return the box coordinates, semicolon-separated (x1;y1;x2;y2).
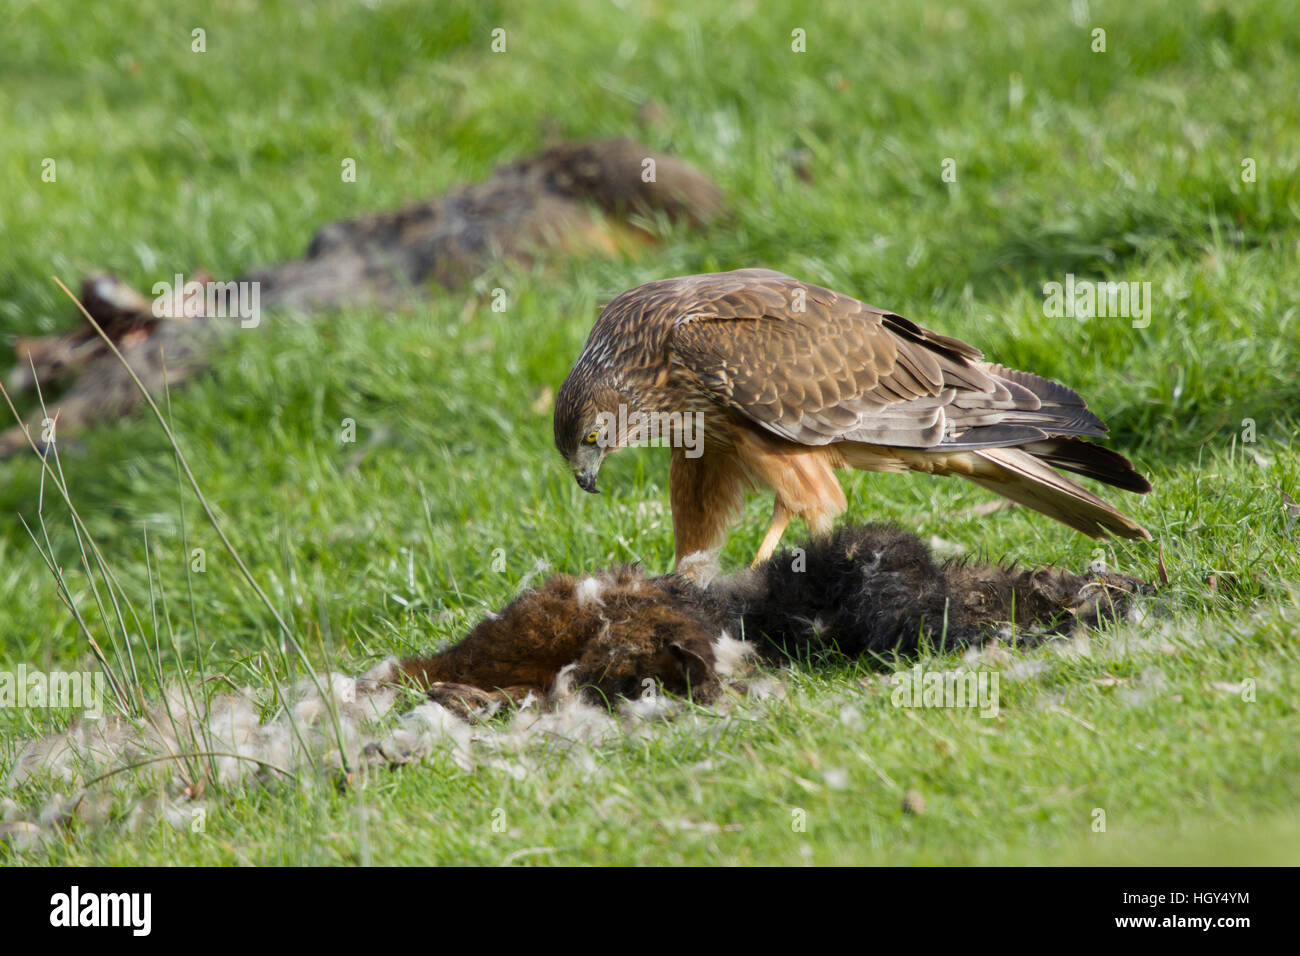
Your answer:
575;466;599;494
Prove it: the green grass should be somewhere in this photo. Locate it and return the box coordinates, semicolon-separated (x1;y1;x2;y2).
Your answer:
1;0;1297;864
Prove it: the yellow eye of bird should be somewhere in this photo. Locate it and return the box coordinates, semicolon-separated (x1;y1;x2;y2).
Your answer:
584;430;600;444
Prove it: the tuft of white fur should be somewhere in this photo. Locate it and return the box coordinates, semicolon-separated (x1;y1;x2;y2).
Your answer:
1125;598;1152;627
710;631;757;678
514;557;552;593
619;691;682;721
574;576;606;609
361;656;400;684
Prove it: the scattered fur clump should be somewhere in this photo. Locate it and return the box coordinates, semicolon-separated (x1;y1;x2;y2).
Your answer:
1;655;731;850
2;670;404;847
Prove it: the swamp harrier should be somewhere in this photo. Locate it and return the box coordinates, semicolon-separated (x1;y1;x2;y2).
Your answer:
554;269;1151;567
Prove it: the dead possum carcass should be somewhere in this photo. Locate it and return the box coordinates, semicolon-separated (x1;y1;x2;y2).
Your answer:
1;139;725;457
397;523;1151;715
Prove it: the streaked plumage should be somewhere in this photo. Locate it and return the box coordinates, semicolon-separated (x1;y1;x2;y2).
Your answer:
555;268;1151;567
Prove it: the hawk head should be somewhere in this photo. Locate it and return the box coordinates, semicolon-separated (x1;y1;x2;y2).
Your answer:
553;364;633;494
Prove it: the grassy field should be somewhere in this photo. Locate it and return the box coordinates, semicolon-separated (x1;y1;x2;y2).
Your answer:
1;0;1298;864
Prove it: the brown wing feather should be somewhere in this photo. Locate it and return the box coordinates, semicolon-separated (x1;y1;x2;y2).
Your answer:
663;270;1104;450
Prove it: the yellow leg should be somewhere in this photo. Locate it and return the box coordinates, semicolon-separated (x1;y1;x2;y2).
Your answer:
752;501;793;566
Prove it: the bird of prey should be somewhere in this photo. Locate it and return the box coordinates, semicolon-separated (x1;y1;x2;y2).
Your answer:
554;268;1151;567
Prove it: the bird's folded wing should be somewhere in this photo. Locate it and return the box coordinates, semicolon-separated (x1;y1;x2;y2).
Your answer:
665;272;1106;450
